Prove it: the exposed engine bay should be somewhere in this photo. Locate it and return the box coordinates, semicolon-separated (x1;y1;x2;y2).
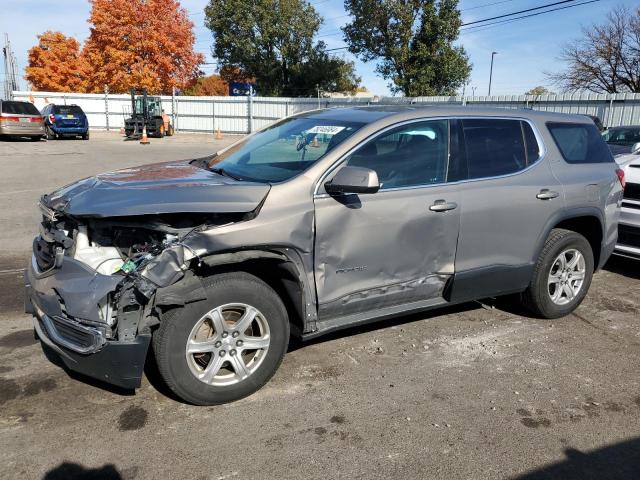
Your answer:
34;202;248;343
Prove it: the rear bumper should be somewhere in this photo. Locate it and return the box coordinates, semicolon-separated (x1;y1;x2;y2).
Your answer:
51;126;88;135
25;254;150;389
0;124;44;136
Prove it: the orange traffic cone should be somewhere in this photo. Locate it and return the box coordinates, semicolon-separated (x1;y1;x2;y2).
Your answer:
311;136;320;147
140;126;150;145
214;128;223;140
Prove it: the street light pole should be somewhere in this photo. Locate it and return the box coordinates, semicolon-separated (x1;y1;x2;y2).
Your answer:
488;51;497;96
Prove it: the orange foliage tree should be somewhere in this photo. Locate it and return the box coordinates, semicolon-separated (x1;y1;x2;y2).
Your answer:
83;0;203;94
183;75;229;96
25;31;89;92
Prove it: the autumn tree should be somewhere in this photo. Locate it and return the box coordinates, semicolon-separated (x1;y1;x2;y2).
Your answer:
548;6;640;93
25;31;89;92
82;0;203;93
183;74;229;96
525;86;555;96
205;0;360;96
342;0;471;96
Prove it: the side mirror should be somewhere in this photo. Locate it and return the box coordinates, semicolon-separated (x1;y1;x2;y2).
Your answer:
324;166;380;195
632;142;640;154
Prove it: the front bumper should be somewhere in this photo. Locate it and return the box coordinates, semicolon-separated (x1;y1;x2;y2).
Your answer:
25;254;150;389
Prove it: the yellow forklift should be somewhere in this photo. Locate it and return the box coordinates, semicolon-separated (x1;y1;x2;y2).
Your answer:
124;89;174;139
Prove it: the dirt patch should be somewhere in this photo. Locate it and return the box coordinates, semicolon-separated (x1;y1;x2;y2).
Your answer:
0;377;21;405
521;417;552;428
0;329;36;350
595;297;638;314
0;261;28;316
118;405;148;431
23;378;57;396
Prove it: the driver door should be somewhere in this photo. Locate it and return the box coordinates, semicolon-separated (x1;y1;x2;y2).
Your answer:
313;119;462;320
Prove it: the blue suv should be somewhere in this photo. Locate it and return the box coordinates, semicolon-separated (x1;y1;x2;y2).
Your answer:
41;104;89;140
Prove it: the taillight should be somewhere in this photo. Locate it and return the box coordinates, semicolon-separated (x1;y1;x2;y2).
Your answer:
48;114;55;123
616;168;625;189
31;116;43;123
0;115;19;122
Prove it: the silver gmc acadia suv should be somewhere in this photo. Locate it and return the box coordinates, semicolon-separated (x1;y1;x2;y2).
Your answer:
25;106;623;405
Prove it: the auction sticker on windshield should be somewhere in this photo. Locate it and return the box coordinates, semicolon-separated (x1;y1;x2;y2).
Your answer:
305;126;346;135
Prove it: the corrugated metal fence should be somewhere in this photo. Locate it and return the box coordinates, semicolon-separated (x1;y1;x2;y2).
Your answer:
13;90;640;134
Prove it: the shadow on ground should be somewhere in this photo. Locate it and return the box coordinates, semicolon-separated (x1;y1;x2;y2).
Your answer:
604;255;640;280
43;462;124;480
513;436;640;480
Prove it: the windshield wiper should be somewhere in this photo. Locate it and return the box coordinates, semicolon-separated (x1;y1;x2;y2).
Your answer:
210;167;243;181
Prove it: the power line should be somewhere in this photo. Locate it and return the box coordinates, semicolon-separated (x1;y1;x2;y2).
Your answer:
461;0;578;26
460;0;601;32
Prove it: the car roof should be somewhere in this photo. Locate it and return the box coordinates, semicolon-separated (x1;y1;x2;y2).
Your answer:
299;105;592;125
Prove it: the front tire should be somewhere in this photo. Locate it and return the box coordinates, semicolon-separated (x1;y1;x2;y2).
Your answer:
521;228;594;318
153;272;289;405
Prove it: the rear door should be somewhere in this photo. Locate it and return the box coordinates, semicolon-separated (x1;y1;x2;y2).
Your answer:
313;119;462;320
449;117;563;301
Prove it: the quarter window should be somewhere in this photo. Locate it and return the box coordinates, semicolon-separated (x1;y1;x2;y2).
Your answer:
547;122;614;164
462;119;539;179
344;120;450;189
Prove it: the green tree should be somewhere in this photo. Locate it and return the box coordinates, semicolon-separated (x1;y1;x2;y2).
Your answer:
204;0;360;96
342;0;471;96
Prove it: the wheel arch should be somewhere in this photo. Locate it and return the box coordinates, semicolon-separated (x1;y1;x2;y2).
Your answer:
536;209;604;269
155;248;317;339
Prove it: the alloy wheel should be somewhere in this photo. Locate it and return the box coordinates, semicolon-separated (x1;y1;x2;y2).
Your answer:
185;303;271;386
547;248;586;306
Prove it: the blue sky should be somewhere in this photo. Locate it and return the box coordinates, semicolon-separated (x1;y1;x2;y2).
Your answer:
1;0;637;96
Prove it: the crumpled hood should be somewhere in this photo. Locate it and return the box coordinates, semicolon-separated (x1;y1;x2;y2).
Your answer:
44;161;271;217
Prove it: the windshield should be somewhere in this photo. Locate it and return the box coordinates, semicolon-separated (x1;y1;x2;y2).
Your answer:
603;127;640;146
210;116;364;183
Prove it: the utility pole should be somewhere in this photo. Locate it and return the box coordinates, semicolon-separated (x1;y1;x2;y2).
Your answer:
317;84;320;109
2;34;20;99
488;51;497;96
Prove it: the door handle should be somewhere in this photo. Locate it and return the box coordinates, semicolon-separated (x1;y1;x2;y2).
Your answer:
536;189;559;200
429;200;458;212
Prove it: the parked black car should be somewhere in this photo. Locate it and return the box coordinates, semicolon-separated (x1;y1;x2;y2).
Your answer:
602;125;640;155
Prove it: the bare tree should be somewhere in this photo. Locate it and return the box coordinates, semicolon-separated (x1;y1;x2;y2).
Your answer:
547;6;640;93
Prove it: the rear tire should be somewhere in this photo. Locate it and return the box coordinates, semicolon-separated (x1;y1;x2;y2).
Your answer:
521;228;594;318
153;272;289;405
45;125;56;140
82;131;89;140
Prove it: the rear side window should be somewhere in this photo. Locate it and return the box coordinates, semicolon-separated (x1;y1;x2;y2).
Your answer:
547;122;613;164
53;105;84;116
461;119;540;179
1;101;40;115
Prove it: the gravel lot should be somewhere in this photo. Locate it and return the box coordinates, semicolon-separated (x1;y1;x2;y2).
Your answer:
1;132;639;480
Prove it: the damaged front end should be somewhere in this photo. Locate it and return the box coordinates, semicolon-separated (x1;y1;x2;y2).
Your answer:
26;197;252;389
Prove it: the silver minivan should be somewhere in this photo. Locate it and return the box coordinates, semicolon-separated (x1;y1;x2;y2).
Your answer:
0;100;44;140
25;106;623;405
